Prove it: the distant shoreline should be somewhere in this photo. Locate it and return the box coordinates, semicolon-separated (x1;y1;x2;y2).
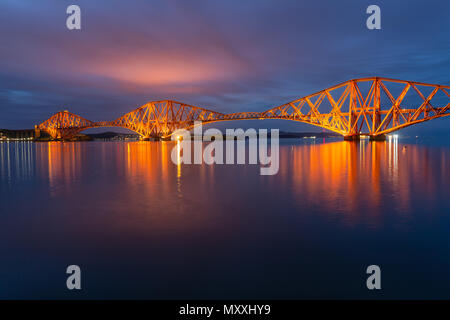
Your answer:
0;129;341;142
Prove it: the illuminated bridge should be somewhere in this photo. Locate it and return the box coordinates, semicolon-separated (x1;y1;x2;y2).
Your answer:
36;77;450;141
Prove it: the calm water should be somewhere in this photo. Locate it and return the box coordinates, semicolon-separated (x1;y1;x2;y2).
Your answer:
1;138;450;299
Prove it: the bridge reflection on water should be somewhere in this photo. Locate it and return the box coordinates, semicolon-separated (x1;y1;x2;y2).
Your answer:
1;139;448;229
2;139;450;299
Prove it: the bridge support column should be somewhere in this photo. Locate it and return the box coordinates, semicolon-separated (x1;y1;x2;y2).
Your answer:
34;125;40;139
343;135;360;141
344;134;386;141
369;134;386;141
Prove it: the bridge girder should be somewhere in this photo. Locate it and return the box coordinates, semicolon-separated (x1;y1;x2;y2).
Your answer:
38;77;450;140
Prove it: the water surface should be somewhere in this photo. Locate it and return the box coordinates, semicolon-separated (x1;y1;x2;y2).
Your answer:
1;138;450;299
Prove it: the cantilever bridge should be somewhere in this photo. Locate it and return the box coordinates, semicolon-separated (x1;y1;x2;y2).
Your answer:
37;77;450;140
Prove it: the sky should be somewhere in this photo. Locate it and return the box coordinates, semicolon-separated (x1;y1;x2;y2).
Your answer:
0;0;449;135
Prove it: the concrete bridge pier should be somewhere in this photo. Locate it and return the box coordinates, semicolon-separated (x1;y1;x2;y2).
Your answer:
343;134;386;141
343;135;360;141
34;125;41;139
140;135;169;141
369;134;386;141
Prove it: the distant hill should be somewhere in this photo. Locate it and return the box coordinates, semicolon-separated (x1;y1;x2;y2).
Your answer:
277;131;340;138
87;131;341;140
86;131;140;139
1;129;342;141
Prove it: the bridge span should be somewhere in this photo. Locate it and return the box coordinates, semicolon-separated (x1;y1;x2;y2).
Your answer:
36;77;450;141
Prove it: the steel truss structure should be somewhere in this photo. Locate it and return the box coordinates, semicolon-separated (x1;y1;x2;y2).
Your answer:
37;77;450;140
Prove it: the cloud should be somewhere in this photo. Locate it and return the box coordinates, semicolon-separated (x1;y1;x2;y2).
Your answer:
0;0;449;133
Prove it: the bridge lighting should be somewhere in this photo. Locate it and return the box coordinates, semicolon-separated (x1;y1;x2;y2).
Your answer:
35;77;450;140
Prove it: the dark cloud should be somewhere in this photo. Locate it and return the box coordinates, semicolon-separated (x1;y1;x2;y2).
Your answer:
0;0;449;134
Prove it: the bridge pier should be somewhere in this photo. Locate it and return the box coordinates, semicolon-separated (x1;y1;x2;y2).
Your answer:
344;134;386;141
34;125;41;139
369;134;386;141
139;135;168;141
343;135;360;141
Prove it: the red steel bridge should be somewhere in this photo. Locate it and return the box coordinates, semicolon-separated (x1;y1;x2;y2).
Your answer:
36;77;450;140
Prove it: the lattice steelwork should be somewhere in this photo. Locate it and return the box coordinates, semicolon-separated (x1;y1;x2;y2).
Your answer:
260;77;450;138
37;111;94;140
111;100;224;137
38;77;450;140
